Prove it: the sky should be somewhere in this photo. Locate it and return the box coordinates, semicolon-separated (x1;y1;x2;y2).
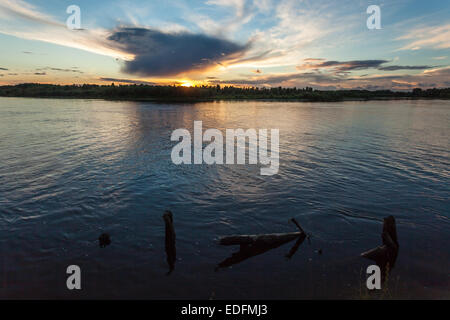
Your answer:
0;0;449;90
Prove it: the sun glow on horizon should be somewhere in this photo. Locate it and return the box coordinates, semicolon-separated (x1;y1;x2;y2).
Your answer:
179;80;197;87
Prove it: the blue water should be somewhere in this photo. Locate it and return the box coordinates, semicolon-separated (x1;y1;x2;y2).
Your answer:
0;98;449;299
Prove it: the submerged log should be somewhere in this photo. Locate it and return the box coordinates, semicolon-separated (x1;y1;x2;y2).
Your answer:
219;218;306;247
216;218;306;270
163;210;176;275
219;232;303;247
285;233;306;259
361;215;399;280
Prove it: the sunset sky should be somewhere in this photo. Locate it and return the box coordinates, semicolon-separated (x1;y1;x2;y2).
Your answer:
0;0;449;90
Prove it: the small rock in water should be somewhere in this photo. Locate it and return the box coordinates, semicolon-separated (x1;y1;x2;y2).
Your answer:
99;233;111;247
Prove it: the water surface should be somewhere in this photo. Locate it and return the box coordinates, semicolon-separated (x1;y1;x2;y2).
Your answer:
0;98;449;299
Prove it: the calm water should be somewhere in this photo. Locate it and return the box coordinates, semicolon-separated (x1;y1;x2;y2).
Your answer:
0;97;449;299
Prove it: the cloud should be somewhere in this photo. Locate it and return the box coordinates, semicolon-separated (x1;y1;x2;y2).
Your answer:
0;1;249;77
36;67;83;73
34;72;46;75
209;71;343;86
423;66;450;76
108;27;249;77
0;0;132;60
297;60;388;72
378;65;435;71
191;0;256;36
303;58;325;62
397;24;450;50
209;66;450;90
0;67;8;70
99;77;157;85
193;0;356;70
297;59;435;72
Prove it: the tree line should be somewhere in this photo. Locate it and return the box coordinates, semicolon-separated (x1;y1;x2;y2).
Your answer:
0;83;449;101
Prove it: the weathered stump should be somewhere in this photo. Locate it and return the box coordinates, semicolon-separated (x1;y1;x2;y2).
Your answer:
98;233;111;248
361;215;399;281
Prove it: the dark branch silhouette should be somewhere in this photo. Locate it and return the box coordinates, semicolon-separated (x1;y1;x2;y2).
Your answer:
163;210;176;275
361;215;399;282
216;218;306;270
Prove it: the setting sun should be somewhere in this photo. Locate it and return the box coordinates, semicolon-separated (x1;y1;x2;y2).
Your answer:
180;81;194;87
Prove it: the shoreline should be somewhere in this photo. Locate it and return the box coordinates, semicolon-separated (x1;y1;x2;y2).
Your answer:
1;95;449;103
1;84;448;103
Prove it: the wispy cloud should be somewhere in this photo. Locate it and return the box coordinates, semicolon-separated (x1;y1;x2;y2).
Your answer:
36;67;83;74
397;24;450;50
297;59;435;72
191;0;256;35
297;60;388;72
0;0;132;59
378;65;435;71
210;66;450;90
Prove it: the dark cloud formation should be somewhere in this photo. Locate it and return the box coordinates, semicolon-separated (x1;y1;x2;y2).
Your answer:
36;67;83;73
298;60;388;71
108;27;248;77
99;77;157;85
378;65;435;71
299;59;435;72
34;72;46;75
50;67;83;73
0;67;8;70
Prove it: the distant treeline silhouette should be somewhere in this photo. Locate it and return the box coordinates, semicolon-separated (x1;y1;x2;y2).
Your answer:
0;83;449;101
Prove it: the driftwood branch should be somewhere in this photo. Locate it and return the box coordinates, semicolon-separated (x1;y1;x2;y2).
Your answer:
219;218;306;247
216;218;307;270
219;232;303;246
285;234;306;259
290;218;305;234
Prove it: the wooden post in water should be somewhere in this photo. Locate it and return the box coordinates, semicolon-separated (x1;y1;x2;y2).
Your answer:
163;210;176;275
361;215;399;280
